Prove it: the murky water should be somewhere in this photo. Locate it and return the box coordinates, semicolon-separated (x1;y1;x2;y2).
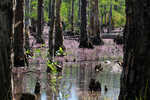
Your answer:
12;28;123;100
12;60;121;100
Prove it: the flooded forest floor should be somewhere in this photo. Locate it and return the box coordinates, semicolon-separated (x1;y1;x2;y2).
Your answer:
12;26;123;100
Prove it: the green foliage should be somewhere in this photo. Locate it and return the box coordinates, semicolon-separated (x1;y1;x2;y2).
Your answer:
99;0;126;27
29;0;125;29
30;0;38;20
46;60;58;74
56;47;66;56
28;0;49;22
60;0;78;30
25;49;30;55
112;10;126;27
35;49;41;53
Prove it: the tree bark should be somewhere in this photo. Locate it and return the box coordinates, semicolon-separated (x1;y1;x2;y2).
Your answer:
108;2;112;32
104;5;107;25
24;0;31;51
78;0;81;25
49;0;55;57
67;0;71;26
54;0;64;51
71;0;74;32
0;0;13;99
37;0;44;43
14;0;25;67
89;0;103;45
119;0;150;99
79;0;93;49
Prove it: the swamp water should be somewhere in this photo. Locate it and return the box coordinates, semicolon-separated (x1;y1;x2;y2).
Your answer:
13;37;123;100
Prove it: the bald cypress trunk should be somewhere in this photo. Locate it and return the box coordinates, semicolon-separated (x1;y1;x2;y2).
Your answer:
14;0;25;67
89;0;103;45
37;0;44;43
0;0;13;99
49;0;55;57
71;0;74;32
78;0;81;24
54;0;63;52
24;0;31;51
79;0;93;49
119;0;150;100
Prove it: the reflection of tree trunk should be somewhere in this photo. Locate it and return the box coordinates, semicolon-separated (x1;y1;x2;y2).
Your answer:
79;0;93;48
14;0;25;67
119;0;150;100
13;74;23;94
36;94;41;100
46;75;53;100
79;64;85;90
54;0;63;52
0;1;13;100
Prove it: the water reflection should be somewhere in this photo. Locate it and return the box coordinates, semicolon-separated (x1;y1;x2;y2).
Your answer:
13;61;121;100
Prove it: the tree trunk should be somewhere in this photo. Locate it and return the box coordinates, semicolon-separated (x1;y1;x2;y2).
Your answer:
104;5;107;25
78;0;81;25
14;0;25;67
25;0;31;51
119;0;150;100
71;0;74;32
108;2;112;32
54;0;63;51
37;0;44;43
0;0;13;99
49;0;55;57
68;0;71;26
89;0;103;45
114;0;118;11
79;0;93;49
25;0;31;27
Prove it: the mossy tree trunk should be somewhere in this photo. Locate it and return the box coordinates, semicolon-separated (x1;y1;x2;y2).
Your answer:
14;0;25;67
119;0;150;99
0;0;13;99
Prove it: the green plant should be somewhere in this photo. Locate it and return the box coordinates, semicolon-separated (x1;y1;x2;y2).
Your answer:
56;47;66;56
46;60;58;73
25;49;30;55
